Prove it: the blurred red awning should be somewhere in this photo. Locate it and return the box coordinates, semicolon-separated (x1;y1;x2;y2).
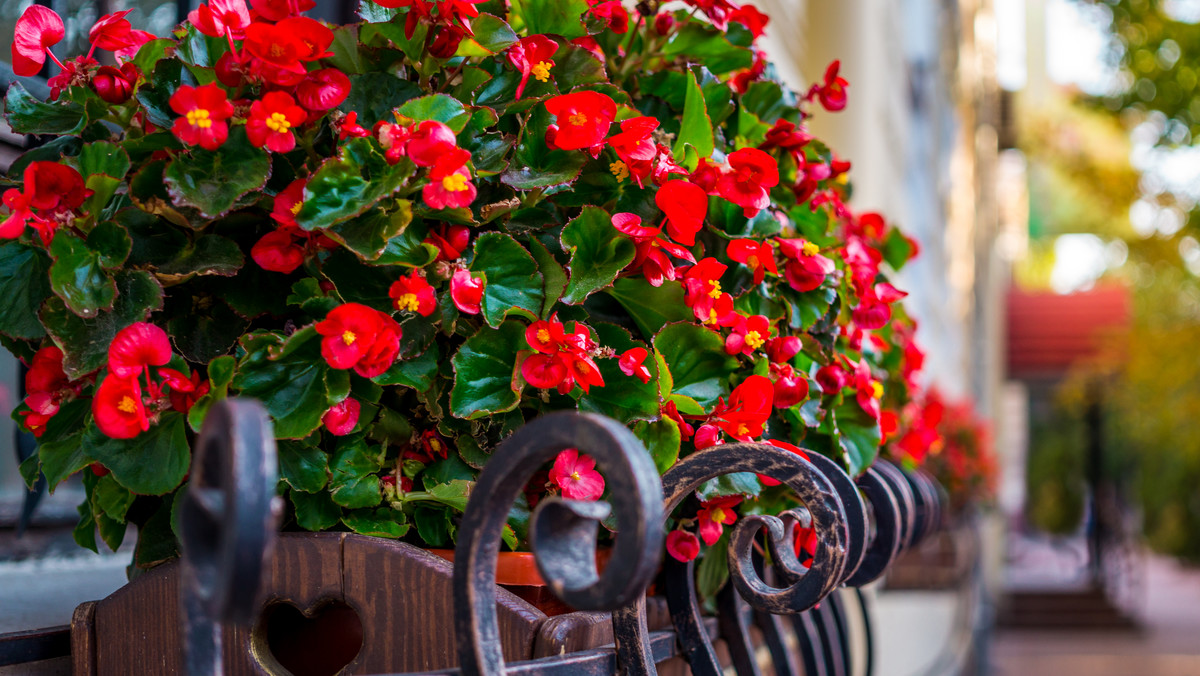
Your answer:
1006;285;1131;379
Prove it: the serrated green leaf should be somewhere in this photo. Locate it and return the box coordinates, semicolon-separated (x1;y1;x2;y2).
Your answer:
164;127;270;219
606;278;695;341
578;323;660;423
291;489;341;530
633;417;681;474
0;241;52;340
279;440;329;493
339;73;423;128
450;320;525;419
329;437;383;509
662;23;754;75
470;232;544;327
508;0;589;39
560;206;635;304
231;326;331;439
296;138;407;231
326;203;413;261
84;412;189;496
156;234;244;277
457;13;519;56
4;82;89;135
396;94;471;133
342;508;409;538
87;221;132;269
373;343;439;391
48;233;116;318
527;237;566;316
653;323;738;409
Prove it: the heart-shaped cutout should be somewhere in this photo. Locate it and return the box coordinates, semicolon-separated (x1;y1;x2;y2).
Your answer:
253;599;363;676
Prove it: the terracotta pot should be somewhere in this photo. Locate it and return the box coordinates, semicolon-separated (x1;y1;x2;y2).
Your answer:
428;549;612;616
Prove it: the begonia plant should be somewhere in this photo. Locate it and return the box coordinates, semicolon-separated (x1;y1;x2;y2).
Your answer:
2;0;926;571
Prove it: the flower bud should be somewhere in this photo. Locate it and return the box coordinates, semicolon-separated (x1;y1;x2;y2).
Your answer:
91;65;135;104
816;364;847;394
654;12;675;36
428;26;464;59
694;424;723;450
765;335;802;363
771;364;809;409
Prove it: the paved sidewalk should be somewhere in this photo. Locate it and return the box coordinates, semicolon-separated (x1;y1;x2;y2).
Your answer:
990;555;1200;676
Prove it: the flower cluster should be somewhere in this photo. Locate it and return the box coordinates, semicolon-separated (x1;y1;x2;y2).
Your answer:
2;0;932;565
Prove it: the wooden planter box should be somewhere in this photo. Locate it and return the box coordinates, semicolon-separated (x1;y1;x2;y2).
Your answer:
71;532;673;676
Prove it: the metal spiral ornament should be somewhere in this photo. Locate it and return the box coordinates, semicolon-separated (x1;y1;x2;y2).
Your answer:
452;411;665;676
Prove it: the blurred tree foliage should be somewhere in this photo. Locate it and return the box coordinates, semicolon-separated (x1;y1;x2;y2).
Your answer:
1085;0;1200;146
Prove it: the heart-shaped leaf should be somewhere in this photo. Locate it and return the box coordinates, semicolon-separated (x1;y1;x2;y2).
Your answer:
559;206;635;304
164;127;271;219
653;322;739;408
0;241;52;340
84;411;190;496
450;320;526;419
296;138;408;231
48;232;117;318
470;232;544;327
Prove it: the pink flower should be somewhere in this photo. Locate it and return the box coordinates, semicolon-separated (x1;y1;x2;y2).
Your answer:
667;529;701;562
450;269;484;315
697;495;741;546
618;348;651;384
549;448;605;501
322;398;361;436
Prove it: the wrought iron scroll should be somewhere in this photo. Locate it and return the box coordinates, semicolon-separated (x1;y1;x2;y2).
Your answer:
178;398;281;676
452;411;665;676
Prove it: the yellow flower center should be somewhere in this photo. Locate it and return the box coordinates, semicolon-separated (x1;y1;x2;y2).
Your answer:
802;241;820;256
269;43;286;58
429;439;442;452
531;61;552;82
735;423;750;437
706;308;719;325
536;328;551;344
290;201;303;215
610;160;629;182
265;111;291;133
707;280;722;299
186;108;212;129
442;173;469;192
117;396;138;414
395;293;420;312
747;255;760;270
568;112;588;126
871;381;883;399
342;330;356;345
709;507;725;523
745;330;765;350
570;471;581;481
575;360;589;374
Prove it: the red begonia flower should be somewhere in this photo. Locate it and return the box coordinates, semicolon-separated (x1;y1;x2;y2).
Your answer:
374;121;411;164
667;529;700;562
682;258;727;307
697;495;741;546
725;314;772;356
507;35;557;100
388;270;437;316
544;91;616;155
662;400;694;440
243;21;308;73
656;179;707;246
323;398;361;436
571;36;605;60
758;438;811;486
450;269;484;315
607;116;658;163
405;429;450;463
424;149;476;210
12;5;65;77
712;375;774;440
549;448;605;501
776;238;835;293
814;60;848;112
619;348;651;384
611;212;660;240
26;346;69;395
108;322;172;379
251;0;316;21
526;318;567;354
522;352;568;389
92;375;148;439
89;10;153;57
563;353;605;393
271;178;307;228
816;363;847;394
425;224;471;261
46;54;97;101
246;91;306;153
726;238;777;284
251;228;306;273
315;303;403;378
24;161;88;213
92;63;139;104
188;0;251;40
694;423;723;449
689;157;725;194
759;119;812;155
338;111;370;140
296;68;351;113
729;4;770;38
278;17;335;61
0;190;35;240
407;120;459;168
853;360;883;421
765;336;801;364
167;369;209;413
589;1;629;32
770;362;809;409
717;148;779;217
169;83;234;151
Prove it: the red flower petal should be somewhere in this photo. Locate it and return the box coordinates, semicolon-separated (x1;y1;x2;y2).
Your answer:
667;530;700;562
12;5;64;77
108;322;172;378
322;398;361;436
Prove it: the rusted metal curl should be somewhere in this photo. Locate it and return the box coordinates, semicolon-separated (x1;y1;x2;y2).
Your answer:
452;411;666;676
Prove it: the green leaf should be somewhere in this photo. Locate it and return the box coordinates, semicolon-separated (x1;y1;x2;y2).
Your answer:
48;233;117;318
508;0;589;39
470;232;544;327
326;25;365;74
457;13;519;56
882;227;916;270
527;237;566;316
84;412;189;496
423;453;478;487
696;472;761;500
329;437;383;509
425;479;474;512
396;94;471;133
414;505;453;546
339;73;422;128
555;43;608;90
231;326;331;439
606;278;695;341
326;204;413;261
358;0;401;22
321;248;398;312
450;320;526;419
559;206;636;304
578;323;660;423
373;220;439;267
783;286;837;331
87;221;133;269
74;500;98;553
9;135;82;178
500;105;589;189
187;355;235;431
696;533;730;599
373;344;439;391
0;241;52;340
674;70;715;160
136;57;184;128
93;473;134;522
342;508;409;538
835;403;882;477
165;295;247;363
4;82;90;135
291;489;341;530
653;323;739;409
279;440;329;493
130;38;174;74
156;235;245;277
39;432;94;490
40;270;164;378
662;23;754;75
633;417;681;474
295;138;407;231
164;127;271;219
77;141;132;219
